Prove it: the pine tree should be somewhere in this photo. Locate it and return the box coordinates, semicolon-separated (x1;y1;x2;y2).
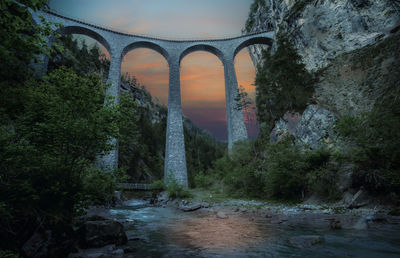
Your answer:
255;35;313;133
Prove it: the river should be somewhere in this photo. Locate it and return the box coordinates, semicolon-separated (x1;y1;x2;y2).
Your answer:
96;199;400;257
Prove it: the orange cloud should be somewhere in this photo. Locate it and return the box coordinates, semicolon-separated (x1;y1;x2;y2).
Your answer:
120;47;258;140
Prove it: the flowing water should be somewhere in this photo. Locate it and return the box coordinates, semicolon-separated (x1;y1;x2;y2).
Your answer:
107;200;400;257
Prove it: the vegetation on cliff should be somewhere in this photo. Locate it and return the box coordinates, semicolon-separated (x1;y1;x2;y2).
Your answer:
204;0;400;204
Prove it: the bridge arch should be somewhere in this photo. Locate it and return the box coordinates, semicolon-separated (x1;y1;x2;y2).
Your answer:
233;36;273;59
57;26;112;55
122;41;169;63
179;44;224;65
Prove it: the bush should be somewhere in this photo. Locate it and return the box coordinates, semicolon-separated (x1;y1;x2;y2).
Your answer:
79;168;127;210
194;172;214;189
336;96;400;195
209;137;341;202
263;139;309;200
166;177;192;199
150;179;166;192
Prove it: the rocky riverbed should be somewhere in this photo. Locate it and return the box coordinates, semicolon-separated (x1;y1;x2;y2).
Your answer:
68;194;400;257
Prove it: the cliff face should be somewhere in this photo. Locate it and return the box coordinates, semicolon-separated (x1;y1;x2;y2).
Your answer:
245;0;399;72
245;0;400;144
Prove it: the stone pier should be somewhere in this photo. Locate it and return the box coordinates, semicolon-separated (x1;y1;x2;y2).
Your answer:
33;10;274;187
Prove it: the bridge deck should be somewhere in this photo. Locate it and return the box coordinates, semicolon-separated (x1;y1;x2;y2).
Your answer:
118;183;151;191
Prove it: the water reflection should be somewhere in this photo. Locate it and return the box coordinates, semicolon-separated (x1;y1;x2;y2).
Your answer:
108;203;400;257
164;215;267;252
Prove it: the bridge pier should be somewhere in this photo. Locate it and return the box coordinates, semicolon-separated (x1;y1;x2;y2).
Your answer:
223;57;248;149
97;51;122;171
164;57;188;188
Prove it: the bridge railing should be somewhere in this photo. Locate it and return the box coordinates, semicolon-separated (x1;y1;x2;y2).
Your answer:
117;183;150;191
43;9;273;42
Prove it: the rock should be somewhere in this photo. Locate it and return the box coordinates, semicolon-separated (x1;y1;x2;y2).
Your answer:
289;235;324;248
239;207;248;213
201;202;210;208
112;249;124;255
179;203;202;212
157;191;170;204
270;105;337;149
22;226;75;258
245;0;398;72
330;219;342;230
350;0;370;8
270;112;301;143
294;105;337;149
123;246;137;253
347;189;369;209
78;216;127;248
113;191;123;206
216;211;229;219
22;230;53;258
265;213;273;218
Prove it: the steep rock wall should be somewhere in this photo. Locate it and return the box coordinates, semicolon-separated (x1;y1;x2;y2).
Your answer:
245;0;399;72
245;0;400;149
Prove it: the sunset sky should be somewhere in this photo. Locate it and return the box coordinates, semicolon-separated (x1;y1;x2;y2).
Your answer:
49;0;258;141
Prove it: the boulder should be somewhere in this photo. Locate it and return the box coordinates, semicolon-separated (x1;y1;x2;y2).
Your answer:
270;105;337;149
289;235;324;248
330;219;342;230
22;229;75;258
22;230;53;258
201;202;210;208
347;189;369;209
179;203;202;212
78;216;127;248
157;191;170;204
216;211;229;219
294;105;337;149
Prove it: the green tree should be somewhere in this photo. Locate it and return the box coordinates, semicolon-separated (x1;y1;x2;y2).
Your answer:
48;34;110;80
0;0;55;122
0;67;119;251
255;35;313;133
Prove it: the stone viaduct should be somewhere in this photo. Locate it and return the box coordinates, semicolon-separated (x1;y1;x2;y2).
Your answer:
32;10;274;188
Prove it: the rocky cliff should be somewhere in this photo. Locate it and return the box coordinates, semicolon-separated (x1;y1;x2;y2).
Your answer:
245;0;399;72
244;0;400;145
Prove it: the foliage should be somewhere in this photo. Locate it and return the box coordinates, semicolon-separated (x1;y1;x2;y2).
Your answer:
48;34;110;80
255;35;314;133
117;74;225;187
194;172;214;189
166;176;192;199
184;120;226;187
80;168;127;209
150;180;166;191
208;138;340;202
0;67;119;251
0;68;117;220
0;0;53;81
336;90;400;195
118;75;166;182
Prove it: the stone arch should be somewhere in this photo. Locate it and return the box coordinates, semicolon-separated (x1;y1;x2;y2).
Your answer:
122;41;169;63
57;26;111;55
233;36;273;59
180;44;224;65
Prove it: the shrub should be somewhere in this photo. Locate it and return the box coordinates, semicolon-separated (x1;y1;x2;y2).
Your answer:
194;172;214;189
336;97;400;195
263;139;309;200
166;177;192;199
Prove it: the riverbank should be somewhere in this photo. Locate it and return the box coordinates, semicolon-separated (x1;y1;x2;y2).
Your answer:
69;191;400;257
